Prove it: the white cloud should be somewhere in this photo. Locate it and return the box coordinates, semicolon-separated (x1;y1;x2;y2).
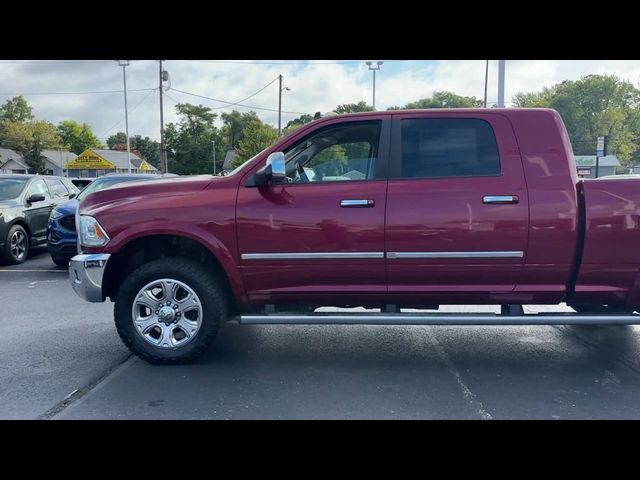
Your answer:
1;60;640;143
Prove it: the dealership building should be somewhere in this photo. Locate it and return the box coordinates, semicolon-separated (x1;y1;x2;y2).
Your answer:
64;148;158;178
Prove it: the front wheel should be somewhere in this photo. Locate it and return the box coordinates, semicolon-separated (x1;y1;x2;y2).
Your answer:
114;257;227;365
4;224;29;265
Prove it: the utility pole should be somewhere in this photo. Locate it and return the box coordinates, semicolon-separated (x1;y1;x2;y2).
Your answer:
118;60;132;174
497;60;506;108
278;75;282;136
159;60;167;174
483;60;489;108
277;75;290;136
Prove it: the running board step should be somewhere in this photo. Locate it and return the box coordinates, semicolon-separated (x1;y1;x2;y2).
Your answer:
239;313;640;326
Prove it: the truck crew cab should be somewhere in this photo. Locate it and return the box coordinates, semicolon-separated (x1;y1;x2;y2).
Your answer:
69;109;640;364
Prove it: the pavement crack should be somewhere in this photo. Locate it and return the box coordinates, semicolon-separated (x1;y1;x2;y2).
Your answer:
37;354;133;420
426;330;493;420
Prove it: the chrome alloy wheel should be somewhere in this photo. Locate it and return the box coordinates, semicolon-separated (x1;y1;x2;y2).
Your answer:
10;230;27;261
131;278;203;348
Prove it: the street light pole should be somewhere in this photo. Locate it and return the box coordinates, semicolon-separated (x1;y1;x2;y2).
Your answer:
497;60;506;108
484;60;489;108
366;61;383;110
118;60;132;174
159;60;168;174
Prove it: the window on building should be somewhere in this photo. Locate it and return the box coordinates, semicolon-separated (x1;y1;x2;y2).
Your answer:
80;170;89;178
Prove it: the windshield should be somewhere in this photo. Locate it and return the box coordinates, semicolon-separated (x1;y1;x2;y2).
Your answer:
76;176;149;200
0;178;28;201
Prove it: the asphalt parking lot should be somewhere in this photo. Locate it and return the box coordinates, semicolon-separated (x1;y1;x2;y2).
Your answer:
4;249;640;419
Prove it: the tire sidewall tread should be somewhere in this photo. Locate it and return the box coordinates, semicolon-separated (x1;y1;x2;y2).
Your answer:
114;257;227;365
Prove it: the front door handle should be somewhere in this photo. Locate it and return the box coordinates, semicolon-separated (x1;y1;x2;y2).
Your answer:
340;199;375;208
483;195;519;205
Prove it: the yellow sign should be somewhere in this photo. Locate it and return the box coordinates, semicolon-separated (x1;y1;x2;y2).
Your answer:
139;160;151;172
65;150;115;170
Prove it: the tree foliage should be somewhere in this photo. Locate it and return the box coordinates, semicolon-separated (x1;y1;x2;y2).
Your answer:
0;120;62;173
165;103;224;175
107;132;161;168
57;120;103;154
233;120;278;168
283;114;314;135
389;91;484;110
333;102;374;114
221;110;261;149
513;74;640;165
0;96;34;123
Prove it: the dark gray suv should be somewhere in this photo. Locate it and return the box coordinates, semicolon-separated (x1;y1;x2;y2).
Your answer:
0;174;79;264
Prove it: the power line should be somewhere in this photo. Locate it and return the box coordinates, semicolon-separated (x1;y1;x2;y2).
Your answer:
170;87;307;115
0;88;155;96
98;88;158;139
208;77;279;110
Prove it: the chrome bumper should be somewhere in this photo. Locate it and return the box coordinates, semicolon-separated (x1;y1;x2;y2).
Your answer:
69;254;111;302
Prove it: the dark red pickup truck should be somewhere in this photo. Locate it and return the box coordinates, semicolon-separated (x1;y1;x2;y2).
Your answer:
69;108;640;363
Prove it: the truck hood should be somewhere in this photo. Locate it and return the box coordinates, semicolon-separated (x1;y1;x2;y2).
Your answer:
79;175;217;217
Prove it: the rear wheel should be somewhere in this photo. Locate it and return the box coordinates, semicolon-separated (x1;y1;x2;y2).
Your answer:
4;225;29;265
114;257;227;365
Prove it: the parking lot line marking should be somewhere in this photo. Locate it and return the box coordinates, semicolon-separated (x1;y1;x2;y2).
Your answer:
427;330;493;420
0;269;67;273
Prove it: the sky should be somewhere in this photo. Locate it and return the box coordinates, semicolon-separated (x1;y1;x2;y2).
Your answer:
1;60;640;144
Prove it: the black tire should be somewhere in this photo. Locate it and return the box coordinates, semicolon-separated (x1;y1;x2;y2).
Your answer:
114;257;227;365
4;224;29;265
51;255;71;267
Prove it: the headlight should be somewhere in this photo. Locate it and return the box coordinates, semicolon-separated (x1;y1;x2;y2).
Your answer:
50;209;65;220
78;215;110;247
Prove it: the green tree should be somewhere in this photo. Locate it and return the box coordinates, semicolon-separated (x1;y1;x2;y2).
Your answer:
283;113;314;135
165;103;223;174
57;120;103;154
220;110;261;149
400;91;484;109
107;132;127;149
233;120;278;168
513;75;640;165
0;120;62;173
131;135;161;168
333;101;374;114
0;96;34;122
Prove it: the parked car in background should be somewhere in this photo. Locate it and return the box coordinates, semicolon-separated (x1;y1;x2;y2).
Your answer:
47;174;164;266
69;178;95;190
0;174;79;264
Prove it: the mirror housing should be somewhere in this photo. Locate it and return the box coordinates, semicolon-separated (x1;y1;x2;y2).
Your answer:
252;152;287;187
27;193;45;204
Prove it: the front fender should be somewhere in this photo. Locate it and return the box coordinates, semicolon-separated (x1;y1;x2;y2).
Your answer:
103;220;246;303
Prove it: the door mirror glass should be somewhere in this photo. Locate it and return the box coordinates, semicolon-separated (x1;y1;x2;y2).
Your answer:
266;152;286;182
253;152;287;187
28;193;46;203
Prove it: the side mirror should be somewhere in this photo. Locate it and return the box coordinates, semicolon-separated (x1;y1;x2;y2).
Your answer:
68;193;76;199
27;193;45;204
252;152;287;187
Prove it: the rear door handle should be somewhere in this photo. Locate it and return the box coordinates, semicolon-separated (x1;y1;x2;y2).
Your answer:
483;195;519;204
340;199;375;208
